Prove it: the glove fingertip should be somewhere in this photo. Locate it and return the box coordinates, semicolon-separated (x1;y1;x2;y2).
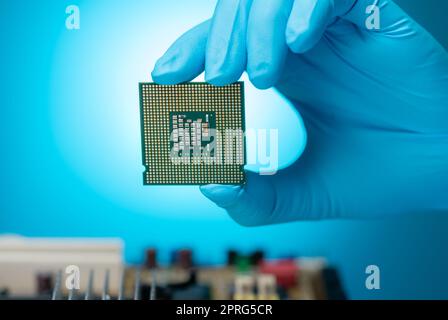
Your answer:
248;67;279;90
151;56;199;85
151;53;181;84
199;184;242;208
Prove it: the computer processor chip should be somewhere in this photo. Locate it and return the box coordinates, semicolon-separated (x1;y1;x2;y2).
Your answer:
139;82;246;185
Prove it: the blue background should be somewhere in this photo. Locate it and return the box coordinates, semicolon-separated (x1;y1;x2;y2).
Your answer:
0;0;447;299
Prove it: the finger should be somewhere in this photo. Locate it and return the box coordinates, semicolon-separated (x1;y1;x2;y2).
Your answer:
200;168;323;226
286;0;335;53
151;20;210;85
205;0;253;86
200;172;277;226
246;0;294;89
199;184;243;208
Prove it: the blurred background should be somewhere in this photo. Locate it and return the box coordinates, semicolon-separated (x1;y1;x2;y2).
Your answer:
0;0;447;299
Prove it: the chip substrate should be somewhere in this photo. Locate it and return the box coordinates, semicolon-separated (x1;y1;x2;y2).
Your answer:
139;82;246;185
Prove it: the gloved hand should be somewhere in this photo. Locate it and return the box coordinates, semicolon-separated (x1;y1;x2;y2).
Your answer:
152;0;448;226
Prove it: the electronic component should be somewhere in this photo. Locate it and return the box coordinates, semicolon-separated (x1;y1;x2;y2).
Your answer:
257;274;279;300
139;82;246;185
259;260;298;289
234;275;256;300
0;237;344;300
172;249;194;269
144;248;157;269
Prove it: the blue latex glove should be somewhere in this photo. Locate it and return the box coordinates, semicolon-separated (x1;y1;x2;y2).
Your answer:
152;0;448;225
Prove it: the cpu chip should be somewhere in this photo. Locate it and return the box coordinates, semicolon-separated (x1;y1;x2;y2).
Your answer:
139;82;246;185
